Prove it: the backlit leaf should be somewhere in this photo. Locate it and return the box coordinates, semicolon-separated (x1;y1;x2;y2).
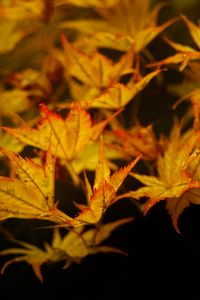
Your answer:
3;103;117;161
0;89;30;115
0;20;32;54
107;124;160;161
72;142;141;226
0;0;54;21
0;148;72;223
181;15;200;49
166;189;200;233
55;0;119;8
61;35;134;89
123;126;200;219
81;69;161;109
62;0;176;52
0;217;132;281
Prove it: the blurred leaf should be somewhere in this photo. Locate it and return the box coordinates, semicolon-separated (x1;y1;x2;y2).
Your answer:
0;217;131;281
0;89;30;115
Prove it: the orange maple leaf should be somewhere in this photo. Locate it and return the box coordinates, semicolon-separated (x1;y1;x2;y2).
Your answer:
118;126;200;231
71;140;141;226
0;147;72;224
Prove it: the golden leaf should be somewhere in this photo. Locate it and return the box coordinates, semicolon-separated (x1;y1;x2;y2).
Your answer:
0;217;132;281
0;132;24;156
147;16;200;71
107;124;160;161
166;154;200;232
3;103;117;161
71;141;141;226
166;189;200;233
181;15;200;50
121;126;200;217
0;147;72;223
61;35;134;89
55;0;119;8
61;0;176;52
81;69;161;109
0;89;30;115
0;20;32;54
0;0;54;21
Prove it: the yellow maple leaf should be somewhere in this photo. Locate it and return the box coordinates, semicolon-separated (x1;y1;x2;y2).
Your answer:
55;0;119;8
166;189;200;233
3;103;120;183
61;35;134;90
148;16;200;71
107;124;161;161
181;89;200;130
6;69;52;101
119;125;200;222
0;0;54;21
71;141;141;226
0;147;72;223
166;155;200;232
168;61;200;100
0;132;24;156
61;0;176;52
148;36;200;71
3;103;115;159
0;241;53;283
71;140;126;174
80;69;162;109
0;19;33;54
0;217;132;281
0;89;30;115
181;15;200;50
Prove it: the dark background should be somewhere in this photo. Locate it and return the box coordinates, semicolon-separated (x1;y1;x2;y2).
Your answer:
0;200;200;300
1;0;200;299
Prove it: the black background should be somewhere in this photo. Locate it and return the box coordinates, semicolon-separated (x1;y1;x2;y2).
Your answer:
1;1;200;299
0;200;200;300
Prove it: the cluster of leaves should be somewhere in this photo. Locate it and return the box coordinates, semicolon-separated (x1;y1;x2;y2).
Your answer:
1;0;200;281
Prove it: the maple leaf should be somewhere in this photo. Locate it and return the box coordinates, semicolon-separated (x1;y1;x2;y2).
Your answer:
2;103;119;182
0;0;54;22
52;217;132;260
80;69;162;109
166;189;200;233
0;147;72;224
61;35;134;90
148;16;200;71
62;0;177;52
181;15;200;50
166;154;200;232
71;140;126;174
55;0;119;8
0;217;132;281
148;37;200;71
168;61;200;99
0;240;54;283
181;89;200;130
167;61;200;129
6;69;52;101
0;89;30;115
0;132;24;156
2;103;121;185
0;19;33;54
107;124;161;161
71;140;141;226
119;126;200;229
0;0;53;53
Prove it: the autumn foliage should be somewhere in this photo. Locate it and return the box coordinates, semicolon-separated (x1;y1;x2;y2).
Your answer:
0;0;200;281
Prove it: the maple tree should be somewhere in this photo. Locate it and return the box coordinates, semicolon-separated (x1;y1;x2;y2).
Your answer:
0;0;200;282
